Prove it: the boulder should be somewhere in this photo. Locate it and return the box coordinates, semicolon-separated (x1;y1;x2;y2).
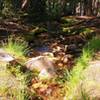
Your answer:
25;56;56;79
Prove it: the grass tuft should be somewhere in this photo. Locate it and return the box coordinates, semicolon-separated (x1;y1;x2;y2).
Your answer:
1;35;29;60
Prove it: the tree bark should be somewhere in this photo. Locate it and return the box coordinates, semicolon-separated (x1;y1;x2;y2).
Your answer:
84;0;93;16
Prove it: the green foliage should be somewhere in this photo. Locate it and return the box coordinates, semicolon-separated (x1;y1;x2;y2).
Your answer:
0;0;99;21
0;63;30;100
46;0;64;20
66;48;91;97
0;35;42;99
64;37;100;99
79;28;94;39
62;25;94;37
7;65;33;100
80;89;91;100
0;34;37;99
1;0;15;18
1;35;29;60
61;17;78;25
86;37;100;52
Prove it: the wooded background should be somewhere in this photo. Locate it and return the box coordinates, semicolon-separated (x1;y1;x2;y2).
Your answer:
0;0;100;21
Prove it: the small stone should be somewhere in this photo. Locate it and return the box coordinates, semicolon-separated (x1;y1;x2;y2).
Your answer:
0;48;14;62
63;56;68;63
58;63;63;67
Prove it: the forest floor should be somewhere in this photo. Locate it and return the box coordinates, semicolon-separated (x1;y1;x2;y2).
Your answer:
0;16;100;99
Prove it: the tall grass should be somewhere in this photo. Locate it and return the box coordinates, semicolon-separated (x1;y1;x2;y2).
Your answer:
0;35;32;99
65;37;100;99
1;35;29;60
0;63;33;100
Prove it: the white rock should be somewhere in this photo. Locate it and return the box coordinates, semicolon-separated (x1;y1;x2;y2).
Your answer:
0;48;14;62
25;56;56;78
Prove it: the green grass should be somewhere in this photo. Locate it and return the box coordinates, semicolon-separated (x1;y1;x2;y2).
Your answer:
0;35;100;99
80;88;91;100
65;37;100;99
0;35;33;100
86;37;100;52
6;62;34;100
1;35;29;60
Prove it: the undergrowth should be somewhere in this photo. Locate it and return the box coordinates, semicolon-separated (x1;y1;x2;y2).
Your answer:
64;37;100;99
1;35;29;61
0;35;33;100
0;35;100;100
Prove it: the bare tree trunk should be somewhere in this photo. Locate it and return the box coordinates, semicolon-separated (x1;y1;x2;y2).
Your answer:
21;0;27;9
84;0;93;16
80;0;84;16
92;0;100;16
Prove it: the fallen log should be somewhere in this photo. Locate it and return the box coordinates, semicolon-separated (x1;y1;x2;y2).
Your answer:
0;19;30;33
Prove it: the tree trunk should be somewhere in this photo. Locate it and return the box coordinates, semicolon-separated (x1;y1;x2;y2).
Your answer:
84;0;93;16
